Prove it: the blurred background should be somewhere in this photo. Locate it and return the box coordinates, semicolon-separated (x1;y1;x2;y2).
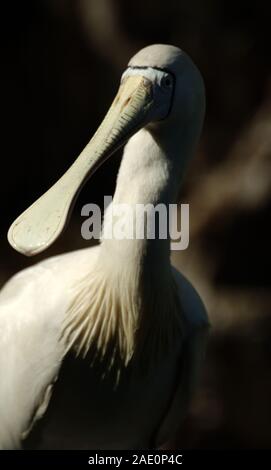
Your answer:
1;0;271;448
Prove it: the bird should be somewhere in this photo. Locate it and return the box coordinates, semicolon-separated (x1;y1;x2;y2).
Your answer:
0;44;209;450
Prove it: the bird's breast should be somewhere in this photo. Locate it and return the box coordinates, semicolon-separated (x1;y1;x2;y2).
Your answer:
24;344;181;450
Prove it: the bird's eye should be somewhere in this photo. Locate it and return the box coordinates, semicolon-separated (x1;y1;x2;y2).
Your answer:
161;75;173;88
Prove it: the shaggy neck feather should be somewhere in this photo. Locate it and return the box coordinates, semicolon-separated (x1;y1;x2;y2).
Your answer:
63;128;186;368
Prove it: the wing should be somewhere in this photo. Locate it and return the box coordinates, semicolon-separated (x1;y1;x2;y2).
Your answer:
0;246;100;449
153;269;209;447
0;262;67;449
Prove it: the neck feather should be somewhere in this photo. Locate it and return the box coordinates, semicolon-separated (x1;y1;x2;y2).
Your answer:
62;128;184;371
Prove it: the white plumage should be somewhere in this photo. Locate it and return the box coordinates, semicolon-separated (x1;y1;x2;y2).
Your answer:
0;44;209;449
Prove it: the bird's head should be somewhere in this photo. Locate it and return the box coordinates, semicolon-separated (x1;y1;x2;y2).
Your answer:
127;44;205;130
8;44;205;256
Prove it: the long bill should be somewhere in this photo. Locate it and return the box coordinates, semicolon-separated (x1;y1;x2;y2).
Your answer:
8;75;154;256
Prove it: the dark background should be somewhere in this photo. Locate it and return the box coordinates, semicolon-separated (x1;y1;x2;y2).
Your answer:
1;0;271;448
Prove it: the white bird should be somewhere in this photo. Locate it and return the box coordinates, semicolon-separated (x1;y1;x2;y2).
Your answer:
0;44;209;449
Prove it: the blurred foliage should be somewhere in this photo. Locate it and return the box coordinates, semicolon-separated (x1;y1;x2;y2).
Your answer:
1;0;271;448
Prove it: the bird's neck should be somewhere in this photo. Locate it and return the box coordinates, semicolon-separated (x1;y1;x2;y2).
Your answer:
64;128;186;367
100;128;183;277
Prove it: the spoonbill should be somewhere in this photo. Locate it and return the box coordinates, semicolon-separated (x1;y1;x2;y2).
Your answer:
0;44;208;449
